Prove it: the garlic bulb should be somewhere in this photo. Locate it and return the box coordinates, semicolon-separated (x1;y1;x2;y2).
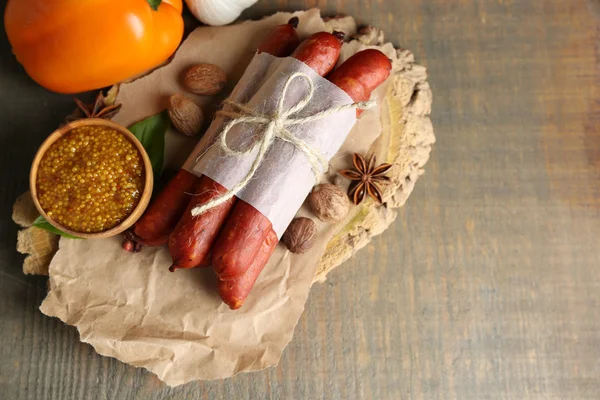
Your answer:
185;0;259;26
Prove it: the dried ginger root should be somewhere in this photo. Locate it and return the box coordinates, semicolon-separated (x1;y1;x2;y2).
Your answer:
12;191;59;276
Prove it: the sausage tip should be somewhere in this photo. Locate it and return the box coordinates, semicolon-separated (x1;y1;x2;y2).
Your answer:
228;298;243;310
169;264;180;272
287;16;299;28
122;236;142;253
332;31;346;42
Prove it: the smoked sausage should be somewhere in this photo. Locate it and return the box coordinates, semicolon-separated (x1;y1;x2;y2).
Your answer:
327;49;393;116
257;17;301;56
168;176;236;271
218;230;278;309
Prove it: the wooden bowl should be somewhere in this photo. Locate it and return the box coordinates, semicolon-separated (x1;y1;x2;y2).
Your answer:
29;118;153;239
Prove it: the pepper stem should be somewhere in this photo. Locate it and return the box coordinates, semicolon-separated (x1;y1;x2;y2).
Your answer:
147;0;163;11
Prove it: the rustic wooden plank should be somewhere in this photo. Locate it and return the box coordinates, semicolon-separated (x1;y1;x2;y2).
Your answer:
1;0;600;399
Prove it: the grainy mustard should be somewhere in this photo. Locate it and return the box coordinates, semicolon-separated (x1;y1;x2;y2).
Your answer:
37;125;145;233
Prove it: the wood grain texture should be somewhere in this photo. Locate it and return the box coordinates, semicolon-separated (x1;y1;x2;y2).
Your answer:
1;0;600;399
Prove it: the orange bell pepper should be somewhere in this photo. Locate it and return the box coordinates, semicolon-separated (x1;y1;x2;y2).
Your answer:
4;0;184;94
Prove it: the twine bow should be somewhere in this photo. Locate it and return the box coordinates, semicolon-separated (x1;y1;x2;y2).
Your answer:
191;72;375;217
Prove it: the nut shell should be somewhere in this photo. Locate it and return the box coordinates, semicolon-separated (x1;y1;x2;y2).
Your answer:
167;94;204;137
182;63;227;96
307;183;350;222
282;217;317;254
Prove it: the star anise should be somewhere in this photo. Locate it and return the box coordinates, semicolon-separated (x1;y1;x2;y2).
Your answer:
339;153;392;205
65;91;122;123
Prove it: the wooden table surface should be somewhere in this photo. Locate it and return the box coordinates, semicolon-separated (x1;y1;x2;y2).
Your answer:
2;0;600;399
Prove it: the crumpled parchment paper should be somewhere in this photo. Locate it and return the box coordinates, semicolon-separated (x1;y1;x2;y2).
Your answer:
39;9;427;386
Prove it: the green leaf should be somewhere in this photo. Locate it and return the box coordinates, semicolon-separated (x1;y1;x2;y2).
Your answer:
128;111;170;180
147;0;162;11
32;216;81;239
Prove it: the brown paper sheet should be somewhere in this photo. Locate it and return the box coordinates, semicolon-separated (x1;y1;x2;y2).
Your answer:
40;9;405;386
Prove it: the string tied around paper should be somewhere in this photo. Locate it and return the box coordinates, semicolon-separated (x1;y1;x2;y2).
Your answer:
191;72;375;217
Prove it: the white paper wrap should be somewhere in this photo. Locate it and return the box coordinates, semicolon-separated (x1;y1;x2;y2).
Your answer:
182;53;357;237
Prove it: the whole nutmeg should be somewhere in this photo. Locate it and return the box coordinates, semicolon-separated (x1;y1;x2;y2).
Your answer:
282;217;317;254
167;94;204;137
307;183;350;222
182;63;227;95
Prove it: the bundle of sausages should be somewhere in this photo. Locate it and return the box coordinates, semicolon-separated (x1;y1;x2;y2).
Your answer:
124;18;392;310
